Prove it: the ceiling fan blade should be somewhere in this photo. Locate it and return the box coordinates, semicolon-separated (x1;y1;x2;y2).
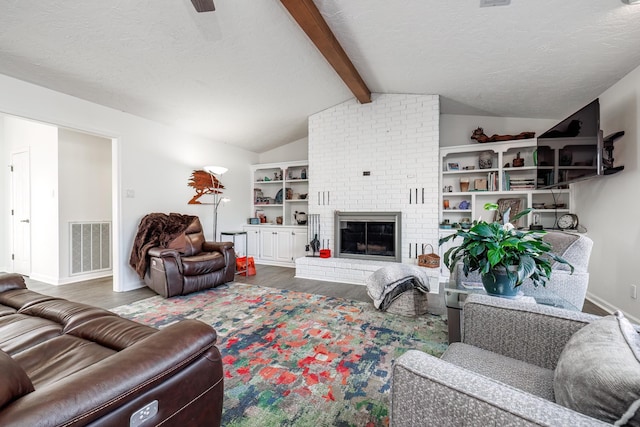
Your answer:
191;0;215;12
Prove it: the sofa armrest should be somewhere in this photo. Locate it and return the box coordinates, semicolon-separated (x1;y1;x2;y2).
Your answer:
202;241;234;252
0;273;27;293
462;294;600;369
391;350;609;427
0;320;221;427
203;241;236;283
147;247;181;258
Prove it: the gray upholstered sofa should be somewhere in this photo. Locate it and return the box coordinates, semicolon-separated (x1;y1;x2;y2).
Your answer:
452;231;593;310
391;294;640;426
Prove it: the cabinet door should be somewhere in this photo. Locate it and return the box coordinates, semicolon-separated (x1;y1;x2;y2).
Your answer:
260;229;276;260
246;229;260;257
275;230;292;262
291;230;308;261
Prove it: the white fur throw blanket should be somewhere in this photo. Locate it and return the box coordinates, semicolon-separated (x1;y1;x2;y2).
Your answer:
366;264;431;310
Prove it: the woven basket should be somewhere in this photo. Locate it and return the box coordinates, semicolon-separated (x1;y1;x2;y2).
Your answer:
418;244;440;268
386;290;429;317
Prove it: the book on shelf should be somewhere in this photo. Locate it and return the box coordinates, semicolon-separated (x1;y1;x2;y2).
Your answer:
503;171;536;191
486;171;498;191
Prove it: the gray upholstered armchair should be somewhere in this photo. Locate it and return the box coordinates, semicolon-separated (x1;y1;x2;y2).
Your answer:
452;231;593;310
391;294;640;426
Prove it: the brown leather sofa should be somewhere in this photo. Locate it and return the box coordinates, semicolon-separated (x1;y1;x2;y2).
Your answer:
0;273;223;427
135;215;236;298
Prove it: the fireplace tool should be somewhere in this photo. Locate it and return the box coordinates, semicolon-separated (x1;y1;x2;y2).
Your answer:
306;214;321;257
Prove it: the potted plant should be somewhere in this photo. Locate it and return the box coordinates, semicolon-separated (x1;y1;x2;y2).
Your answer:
439;203;573;297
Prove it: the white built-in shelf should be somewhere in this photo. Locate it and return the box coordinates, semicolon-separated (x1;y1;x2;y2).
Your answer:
440;138;574;230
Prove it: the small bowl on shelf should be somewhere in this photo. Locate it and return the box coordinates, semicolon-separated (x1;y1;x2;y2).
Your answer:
532;203;545;209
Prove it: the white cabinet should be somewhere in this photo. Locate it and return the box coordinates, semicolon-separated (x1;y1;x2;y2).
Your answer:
243;225;308;267
291;230;308;261
251;161;309;226
440;139;573;231
246;228;260;258
260;229;277;260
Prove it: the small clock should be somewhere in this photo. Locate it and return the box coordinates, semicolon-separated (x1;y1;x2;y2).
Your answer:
557;213;579;230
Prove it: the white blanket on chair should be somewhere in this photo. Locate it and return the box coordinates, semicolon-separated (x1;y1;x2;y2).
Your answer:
366;264;431;310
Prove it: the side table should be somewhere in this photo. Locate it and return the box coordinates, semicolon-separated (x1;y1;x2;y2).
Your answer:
220;231;248;276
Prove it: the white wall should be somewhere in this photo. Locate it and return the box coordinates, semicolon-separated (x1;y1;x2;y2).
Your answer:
259;137;308;163
0;74;259;291
3;116;59;283
58;128;112;281
309;93;440;264
574;64;640;321
440;114;557;147
0;117;5;273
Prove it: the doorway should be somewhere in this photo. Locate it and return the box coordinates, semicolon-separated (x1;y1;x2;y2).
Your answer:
4;114;115;286
10;150;30;275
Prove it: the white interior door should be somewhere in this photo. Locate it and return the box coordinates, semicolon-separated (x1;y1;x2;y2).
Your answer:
11;150;31;275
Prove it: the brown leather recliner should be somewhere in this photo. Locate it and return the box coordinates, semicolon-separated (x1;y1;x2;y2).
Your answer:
144;217;236;298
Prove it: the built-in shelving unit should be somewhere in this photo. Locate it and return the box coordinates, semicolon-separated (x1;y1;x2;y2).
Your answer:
251;161;309;226
440;139;573;230
248;161;310;267
438;138;575;279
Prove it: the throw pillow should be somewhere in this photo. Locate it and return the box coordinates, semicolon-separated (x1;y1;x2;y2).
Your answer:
0;349;35;409
554;311;640;426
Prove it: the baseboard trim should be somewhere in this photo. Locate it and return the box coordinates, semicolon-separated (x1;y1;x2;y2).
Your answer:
30;271;113;286
254;260;295;268
586;292;640;324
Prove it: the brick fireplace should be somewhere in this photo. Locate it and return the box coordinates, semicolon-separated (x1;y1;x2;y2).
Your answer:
295;93;441;288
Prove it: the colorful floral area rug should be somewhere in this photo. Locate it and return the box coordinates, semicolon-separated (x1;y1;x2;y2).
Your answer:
111;283;448;426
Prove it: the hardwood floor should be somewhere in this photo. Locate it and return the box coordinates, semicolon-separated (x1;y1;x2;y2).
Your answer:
24;276;156;309
18;265;607;317
21;265;377;309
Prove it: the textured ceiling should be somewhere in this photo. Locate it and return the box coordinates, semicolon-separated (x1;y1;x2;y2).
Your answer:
0;0;639;152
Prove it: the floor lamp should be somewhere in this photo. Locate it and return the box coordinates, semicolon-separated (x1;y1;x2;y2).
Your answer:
203;165;229;242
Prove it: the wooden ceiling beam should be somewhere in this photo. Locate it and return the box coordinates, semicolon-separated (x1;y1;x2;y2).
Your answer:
191;0;215;13
280;0;371;104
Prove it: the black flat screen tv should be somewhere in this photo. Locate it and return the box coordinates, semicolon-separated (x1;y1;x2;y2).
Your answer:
536;99;605;189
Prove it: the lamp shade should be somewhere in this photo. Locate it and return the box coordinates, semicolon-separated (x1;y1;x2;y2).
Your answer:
204;165;228;175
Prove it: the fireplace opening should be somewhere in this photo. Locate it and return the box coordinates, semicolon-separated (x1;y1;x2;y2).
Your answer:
335;212;401;262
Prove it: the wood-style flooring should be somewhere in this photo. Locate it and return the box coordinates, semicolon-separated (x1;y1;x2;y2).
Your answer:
20;265;607;316
22;265;377;310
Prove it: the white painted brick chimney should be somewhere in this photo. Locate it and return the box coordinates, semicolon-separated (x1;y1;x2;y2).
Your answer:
307;93;440;268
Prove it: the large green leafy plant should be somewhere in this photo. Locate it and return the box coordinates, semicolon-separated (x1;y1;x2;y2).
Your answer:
439;203;573;287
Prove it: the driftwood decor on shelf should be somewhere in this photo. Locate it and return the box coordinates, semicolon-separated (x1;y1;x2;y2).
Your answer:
470;127;535;143
187;169;225;204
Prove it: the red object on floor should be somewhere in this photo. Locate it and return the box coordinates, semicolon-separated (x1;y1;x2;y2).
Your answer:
236;256;257;275
319;249;331;258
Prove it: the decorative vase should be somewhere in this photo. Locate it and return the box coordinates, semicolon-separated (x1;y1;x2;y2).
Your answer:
481;266;520;298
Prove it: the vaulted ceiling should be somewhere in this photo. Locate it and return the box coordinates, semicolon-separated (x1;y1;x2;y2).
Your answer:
1;1;639;152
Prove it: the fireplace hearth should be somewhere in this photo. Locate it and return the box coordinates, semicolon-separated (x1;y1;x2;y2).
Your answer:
335;212;401;262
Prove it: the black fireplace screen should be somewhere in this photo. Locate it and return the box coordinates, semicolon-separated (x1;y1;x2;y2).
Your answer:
335;212;401;262
339;221;396;257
